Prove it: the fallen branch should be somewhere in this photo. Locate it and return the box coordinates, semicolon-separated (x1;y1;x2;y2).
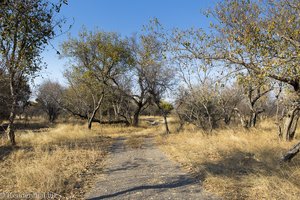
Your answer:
281;141;300;162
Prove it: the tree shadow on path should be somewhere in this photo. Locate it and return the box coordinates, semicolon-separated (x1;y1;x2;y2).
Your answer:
87;174;200;200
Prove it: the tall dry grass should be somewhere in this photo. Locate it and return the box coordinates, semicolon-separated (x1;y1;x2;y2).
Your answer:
0;116;164;197
0;122;112;198
157;119;300;200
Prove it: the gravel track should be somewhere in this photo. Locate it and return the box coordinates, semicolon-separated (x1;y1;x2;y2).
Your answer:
85;137;218;200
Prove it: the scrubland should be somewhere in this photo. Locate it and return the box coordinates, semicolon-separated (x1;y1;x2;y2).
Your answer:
1;116;300;200
157;119;300;200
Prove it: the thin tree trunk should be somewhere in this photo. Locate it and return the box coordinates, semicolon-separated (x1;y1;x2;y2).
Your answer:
249;112;257;127
163;114;170;134
87;94;104;130
88;117;93;129
224;114;231;125
6;98;17;145
6;72;17;145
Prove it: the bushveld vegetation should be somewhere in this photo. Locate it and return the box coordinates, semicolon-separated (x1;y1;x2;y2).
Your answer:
157;119;300;199
0;0;299;199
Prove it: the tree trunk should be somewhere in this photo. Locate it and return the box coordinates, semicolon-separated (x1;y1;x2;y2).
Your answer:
133;106;142;127
224;114;231;125
88;117;93;129
290;114;299;139
282;107;299;141
87;94;104;130
88;108;98;130
249;112;257;127
88;106;101;130
6;98;17;145
163;114;170;134
112;104;120;121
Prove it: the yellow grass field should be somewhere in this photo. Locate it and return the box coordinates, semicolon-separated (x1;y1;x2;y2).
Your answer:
157;119;300;200
0;120;115;198
0;117;162;198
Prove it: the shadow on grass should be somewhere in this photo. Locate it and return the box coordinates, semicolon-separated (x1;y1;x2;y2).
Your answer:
0;145;34;161
0;145;16;160
0;122;50;134
191;148;300;186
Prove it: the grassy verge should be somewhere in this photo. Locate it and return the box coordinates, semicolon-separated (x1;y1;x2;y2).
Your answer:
157;119;300;199
0;122;113;198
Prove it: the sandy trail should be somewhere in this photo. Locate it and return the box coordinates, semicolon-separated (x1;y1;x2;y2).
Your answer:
85;136;218;200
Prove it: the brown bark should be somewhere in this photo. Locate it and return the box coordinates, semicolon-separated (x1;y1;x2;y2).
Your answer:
282;107;299;141
281;141;300;162
249;112;257;127
6;72;17;145
163;114;170;134
133;106;142;127
87;94;104;130
6;101;16;145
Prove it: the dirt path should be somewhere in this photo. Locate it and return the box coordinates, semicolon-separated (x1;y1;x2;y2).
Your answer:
85;137;218;200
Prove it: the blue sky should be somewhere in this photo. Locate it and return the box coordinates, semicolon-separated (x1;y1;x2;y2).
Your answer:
36;0;217;87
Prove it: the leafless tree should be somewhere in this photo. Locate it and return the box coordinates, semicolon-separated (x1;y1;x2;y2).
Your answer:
36;80;64;123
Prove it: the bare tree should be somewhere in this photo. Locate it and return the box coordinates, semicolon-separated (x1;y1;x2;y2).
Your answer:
176;82;223;132
36;80;64;123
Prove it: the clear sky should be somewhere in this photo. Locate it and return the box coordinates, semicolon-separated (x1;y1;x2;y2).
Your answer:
36;0;217;87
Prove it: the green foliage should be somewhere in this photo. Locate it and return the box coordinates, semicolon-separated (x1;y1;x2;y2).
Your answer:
210;0;300;92
61;29;135;122
0;0;66;77
0;69;31;121
159;100;174;114
61;29;134;87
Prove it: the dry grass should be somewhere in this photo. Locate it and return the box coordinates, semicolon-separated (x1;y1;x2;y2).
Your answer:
0;116;164;197
157;119;300;200
95;117;164;138
0;122;112;198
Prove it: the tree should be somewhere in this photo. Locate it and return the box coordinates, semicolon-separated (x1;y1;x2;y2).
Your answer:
142;36;175;133
152;0;299;134
61;29;133;129
159;100;174;134
235;72;273;128
0;69;10;121
63;69;106;129
0;0;66;145
218;83;244;126
36;80;64;123
0;68;31;122
126;35;165;126
207;0;300;137
205;0;300;160
176;83;223;132
147;61;175;134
